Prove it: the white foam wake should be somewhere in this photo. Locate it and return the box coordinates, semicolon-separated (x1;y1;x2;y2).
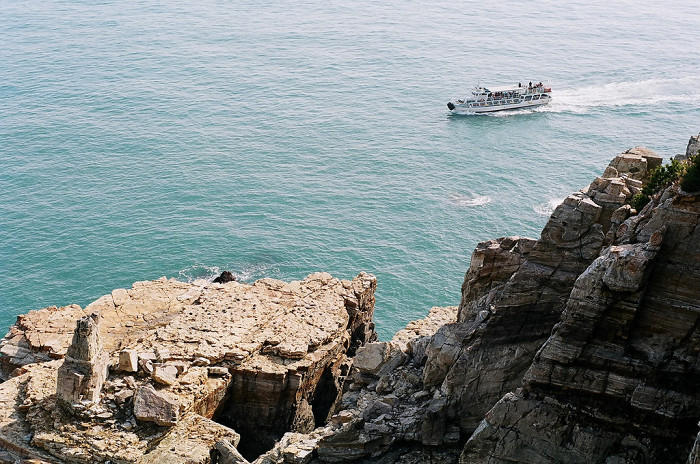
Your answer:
178;264;221;282
177;263;270;283
533;198;564;216
449;193;492;207
543;76;700;114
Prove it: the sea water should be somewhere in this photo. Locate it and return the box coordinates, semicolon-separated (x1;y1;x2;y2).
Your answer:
1;0;699;339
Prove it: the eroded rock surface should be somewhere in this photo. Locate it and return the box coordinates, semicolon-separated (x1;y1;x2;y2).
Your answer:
460;146;700;463
56;313;109;409
259;305;460;463
243;142;700;464
418;157;651;438
0;272;376;463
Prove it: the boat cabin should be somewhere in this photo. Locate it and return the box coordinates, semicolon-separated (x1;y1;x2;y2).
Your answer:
448;81;552;113
460;83;551;108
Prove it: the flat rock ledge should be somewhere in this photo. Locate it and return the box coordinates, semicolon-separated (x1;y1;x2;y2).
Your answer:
0;272;377;463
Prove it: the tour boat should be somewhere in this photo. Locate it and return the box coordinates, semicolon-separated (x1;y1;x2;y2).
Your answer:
447;82;552;114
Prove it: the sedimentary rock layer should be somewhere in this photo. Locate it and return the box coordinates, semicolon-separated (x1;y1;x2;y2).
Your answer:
462;172;700;463
0;272;376;463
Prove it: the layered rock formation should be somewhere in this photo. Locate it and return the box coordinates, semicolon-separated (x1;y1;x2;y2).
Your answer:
462;186;700;463
249;141;699;464
0;272;376;463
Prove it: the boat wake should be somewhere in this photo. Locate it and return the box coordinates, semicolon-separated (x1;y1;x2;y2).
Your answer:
543;76;700;114
533;198;564;216
449;193;492;207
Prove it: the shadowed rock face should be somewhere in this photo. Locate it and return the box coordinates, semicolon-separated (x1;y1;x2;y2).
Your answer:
210;272;377;460
420;159;651;436
461;158;700;462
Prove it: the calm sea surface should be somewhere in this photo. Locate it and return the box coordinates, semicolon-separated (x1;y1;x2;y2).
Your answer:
1;0;699;339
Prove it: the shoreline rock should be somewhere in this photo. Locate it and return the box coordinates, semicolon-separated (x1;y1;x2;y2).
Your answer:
0;272;377;463
1;136;699;464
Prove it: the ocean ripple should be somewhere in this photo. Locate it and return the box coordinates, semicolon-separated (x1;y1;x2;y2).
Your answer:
533;198;564;216
449;193;493;207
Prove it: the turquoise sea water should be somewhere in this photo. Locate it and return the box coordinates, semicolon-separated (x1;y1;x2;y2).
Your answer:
1;0;699;339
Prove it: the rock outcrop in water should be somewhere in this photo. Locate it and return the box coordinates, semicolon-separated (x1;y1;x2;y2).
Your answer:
1;136;699;464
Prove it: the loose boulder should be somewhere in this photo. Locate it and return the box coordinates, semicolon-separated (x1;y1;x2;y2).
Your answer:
133;385;180;426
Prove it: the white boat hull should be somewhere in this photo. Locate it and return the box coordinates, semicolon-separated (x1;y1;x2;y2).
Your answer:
449;98;551;114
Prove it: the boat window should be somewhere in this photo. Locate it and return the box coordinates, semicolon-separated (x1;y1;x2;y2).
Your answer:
532;95;540;100
524;96;532;101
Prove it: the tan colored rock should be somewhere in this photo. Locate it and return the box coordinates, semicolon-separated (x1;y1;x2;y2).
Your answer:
139;414;241;464
0;272;376;463
133;384;179;426
151;364;178;386
55;313;109;408
119;349;138;372
208;366;230;377
391;306;458;365
604;147;662;181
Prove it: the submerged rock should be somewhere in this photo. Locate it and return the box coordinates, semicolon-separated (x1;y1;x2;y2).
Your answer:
214;271;237;284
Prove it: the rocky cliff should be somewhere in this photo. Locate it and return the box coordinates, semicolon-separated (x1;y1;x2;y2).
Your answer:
462;146;700;463
283;139;698;464
0;272;376;463
1;137;699;464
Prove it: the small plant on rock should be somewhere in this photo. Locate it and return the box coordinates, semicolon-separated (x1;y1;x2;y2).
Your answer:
630;159;686;211
681;153;700;193
631;192;650;211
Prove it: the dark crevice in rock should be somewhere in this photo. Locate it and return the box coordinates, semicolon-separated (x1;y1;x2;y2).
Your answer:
311;365;341;425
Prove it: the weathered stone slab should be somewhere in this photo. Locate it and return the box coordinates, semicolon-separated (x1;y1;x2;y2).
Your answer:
133;385;180;426
0;272;377;463
152;364;178;386
139;414;241;464
119;349;139;372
